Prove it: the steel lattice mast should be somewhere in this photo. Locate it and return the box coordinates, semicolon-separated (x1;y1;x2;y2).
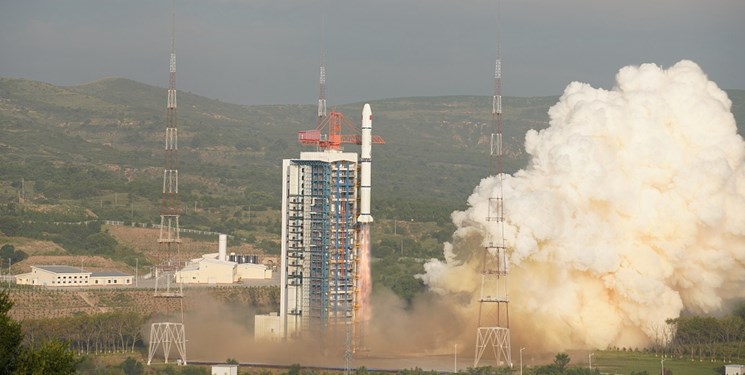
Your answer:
156;6;182;296
318;46;327;124
474;0;512;368
149;4;186;366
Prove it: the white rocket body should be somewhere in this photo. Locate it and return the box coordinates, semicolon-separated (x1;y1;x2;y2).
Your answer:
357;104;373;223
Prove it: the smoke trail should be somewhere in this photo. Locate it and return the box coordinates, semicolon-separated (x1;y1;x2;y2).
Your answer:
420;60;745;351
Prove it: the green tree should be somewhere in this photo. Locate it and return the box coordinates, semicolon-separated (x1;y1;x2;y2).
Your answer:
83;232;117;256
734;302;745;322
120;357;144;375
288;364;302;375
0;289;23;374
0;216;22;236
566;368;600;375
0;244;28;264
15;339;81;375
1;289;82;374
554;353;571;371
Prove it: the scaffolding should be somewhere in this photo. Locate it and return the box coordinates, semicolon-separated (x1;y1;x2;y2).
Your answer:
283;156;358;339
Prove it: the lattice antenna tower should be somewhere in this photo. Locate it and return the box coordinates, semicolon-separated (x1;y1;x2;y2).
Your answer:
474;0;512;368
149;2;187;366
155;3;183;299
318;16;328;125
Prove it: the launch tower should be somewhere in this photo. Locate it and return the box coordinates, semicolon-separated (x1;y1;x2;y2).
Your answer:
279;106;382;340
474;0;512;368
148;5;187;366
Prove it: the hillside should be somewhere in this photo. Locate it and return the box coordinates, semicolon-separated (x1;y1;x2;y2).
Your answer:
0;77;558;224
0;76;742;250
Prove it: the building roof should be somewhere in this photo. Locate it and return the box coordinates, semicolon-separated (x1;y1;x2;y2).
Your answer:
178;264;200;272
236;263;266;269
90;271;130;277
202;258;236;266
34;265;87;274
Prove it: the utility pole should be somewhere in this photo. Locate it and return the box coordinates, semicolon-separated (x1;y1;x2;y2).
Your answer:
454;344;458;373
589;352;594;370
520;347;526;375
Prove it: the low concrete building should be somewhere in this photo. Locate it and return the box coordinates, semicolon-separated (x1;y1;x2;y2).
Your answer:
175;258;236;284
236;263;272;281
15;265;89;286
90;271;133;286
175;253;273;284
211;364;238;375
727;365;745;375
254;313;281;341
15;265;132;287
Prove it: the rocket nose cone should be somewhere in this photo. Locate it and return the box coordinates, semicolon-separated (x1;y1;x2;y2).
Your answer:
363;103;372;120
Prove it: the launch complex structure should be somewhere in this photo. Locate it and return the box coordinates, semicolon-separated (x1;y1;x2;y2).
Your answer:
474;0;513;368
148;5;187;366
279;48;383;362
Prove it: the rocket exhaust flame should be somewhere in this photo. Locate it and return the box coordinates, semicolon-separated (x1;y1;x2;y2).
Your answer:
420;60;745;351
357;224;372;347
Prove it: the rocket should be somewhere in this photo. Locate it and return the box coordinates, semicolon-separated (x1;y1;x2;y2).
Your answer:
357;103;374;223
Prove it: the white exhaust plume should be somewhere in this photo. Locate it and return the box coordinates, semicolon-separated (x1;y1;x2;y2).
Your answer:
420;60;745;351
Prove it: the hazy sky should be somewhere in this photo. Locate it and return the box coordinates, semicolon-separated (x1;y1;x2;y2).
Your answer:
1;0;743;105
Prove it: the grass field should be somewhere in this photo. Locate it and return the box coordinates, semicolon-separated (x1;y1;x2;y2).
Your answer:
593;351;725;375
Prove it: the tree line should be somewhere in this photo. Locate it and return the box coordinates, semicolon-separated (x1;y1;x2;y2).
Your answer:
22;311;148;355
661;305;745;362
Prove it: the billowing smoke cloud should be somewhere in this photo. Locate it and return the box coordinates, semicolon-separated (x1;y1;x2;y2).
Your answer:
420;60;745;351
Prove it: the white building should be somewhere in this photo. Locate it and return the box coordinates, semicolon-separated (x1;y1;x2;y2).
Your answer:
175;258;236;284
254;313;281;341
211;364;238;375
90;271;134;286
236;263;271;280
15;266;132;287
727;365;745;375
175;233;272;284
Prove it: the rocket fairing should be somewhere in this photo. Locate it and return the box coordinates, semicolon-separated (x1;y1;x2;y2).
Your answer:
357;103;374;223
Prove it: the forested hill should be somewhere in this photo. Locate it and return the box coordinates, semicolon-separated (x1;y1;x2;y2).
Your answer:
0;76;555;222
0;77;742;227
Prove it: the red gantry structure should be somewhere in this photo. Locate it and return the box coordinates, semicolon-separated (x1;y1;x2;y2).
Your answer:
298;111;385;151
